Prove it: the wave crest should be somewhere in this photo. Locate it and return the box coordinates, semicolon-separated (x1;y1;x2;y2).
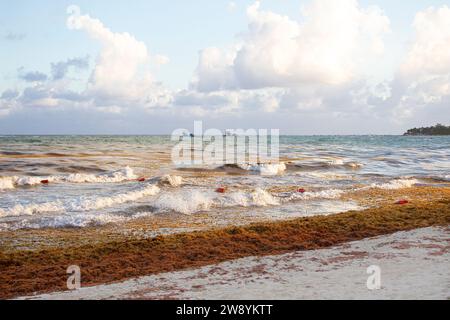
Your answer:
0;166;138;190
0;184;160;217
370;178;420;190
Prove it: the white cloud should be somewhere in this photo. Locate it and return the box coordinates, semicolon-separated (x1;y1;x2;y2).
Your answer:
401;6;450;77
0;7;173;118
171;88;284;116
193;47;237;92
1;1;392;123
1;1;449;134
67;6;171;109
193;0;390;92
67;9;148;96
390;5;450;119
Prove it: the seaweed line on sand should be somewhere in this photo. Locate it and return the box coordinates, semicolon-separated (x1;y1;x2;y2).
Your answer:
0;193;449;299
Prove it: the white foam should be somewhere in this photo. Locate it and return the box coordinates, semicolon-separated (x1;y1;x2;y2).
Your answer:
0;184;160;217
0;201;64;217
152;188;280;215
158;175;183;187
0;186;278;219
239;163;287;176
67;184;160;211
370;178;420;190
328;159;345;165
297;172;353;180
153;190;214;214
59;166;137;183
294;158;362;169
281;189;344;202
0;166;138;190
1;176;43;188
221;189;280;207
13;213;132;229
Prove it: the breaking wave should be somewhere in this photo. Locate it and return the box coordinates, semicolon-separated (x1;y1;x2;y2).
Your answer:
238;163;287;176
10;213;135;230
279;189;344;202
287;160;363;171
144;187;344;215
158;175;183;187
369;178;420;190
0;184;160;217
0;166;138;190
152;190;214;214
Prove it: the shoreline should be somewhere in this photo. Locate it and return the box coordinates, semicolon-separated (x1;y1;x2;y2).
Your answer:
1;188;449;299
2;185;449;252
22;226;450;300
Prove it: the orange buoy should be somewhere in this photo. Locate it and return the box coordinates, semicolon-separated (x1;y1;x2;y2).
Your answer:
297;188;306;193
216;187;226;193
40;179;49;184
396;199;409;205
137;177;146;182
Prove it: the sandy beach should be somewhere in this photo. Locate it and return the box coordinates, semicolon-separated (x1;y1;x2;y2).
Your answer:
1;186;449;299
20;226;449;300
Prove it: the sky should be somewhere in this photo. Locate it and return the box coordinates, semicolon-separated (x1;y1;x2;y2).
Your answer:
0;0;449;135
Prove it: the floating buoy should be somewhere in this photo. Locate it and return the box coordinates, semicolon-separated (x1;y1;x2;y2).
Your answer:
297;188;306;193
40;179;49;184
216;187;226;193
396;199;409;205
137;177;146;182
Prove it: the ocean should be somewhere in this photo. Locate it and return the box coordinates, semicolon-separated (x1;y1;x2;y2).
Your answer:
0;135;449;230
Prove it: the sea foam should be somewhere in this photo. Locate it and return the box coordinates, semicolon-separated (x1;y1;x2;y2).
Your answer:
280;189;344;202
238;163;287;176
0;184;160;217
0;166;138;190
158;175;183;187
370;178;420;190
151;188;280;215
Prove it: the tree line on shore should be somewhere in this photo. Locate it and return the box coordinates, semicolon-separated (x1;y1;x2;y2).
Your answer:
403;124;450;136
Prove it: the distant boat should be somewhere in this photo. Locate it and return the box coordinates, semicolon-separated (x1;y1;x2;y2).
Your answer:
224;130;237;137
181;132;195;138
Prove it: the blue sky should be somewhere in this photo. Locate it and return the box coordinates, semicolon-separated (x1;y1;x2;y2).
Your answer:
1;0;446;89
1;1;249;91
1;0;449;134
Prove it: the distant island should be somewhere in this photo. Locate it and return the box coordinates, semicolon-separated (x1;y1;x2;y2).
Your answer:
403;124;450;136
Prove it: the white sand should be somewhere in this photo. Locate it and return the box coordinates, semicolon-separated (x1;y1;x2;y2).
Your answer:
21;226;450;300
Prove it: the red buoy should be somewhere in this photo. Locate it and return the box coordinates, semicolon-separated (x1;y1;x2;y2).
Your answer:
216;187;226;193
40;179;49;184
297;188;306;193
395;199;409;205
137;177;146;182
